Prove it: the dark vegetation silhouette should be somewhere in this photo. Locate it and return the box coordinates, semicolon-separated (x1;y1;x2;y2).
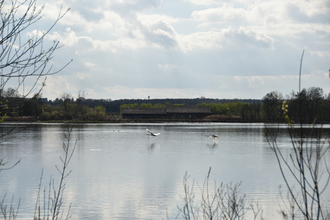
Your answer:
2;87;329;123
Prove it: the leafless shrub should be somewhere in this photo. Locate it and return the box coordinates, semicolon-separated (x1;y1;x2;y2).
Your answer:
0;194;20;220
265;51;330;220
174;167;264;220
0;126;76;220
33;126;76;220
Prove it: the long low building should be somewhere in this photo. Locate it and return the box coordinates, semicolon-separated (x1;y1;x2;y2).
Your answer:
122;106;212;119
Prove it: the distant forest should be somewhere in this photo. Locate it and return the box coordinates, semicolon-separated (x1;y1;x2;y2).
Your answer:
1;86;329;123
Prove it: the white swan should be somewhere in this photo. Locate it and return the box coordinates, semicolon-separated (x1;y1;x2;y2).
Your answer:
205;134;218;142
146;129;160;136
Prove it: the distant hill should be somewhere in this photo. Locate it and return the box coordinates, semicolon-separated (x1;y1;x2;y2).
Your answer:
45;98;262;113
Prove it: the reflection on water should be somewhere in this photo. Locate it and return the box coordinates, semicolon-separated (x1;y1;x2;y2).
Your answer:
0;123;329;219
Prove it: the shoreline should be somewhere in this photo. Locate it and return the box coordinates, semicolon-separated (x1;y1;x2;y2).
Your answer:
2;116;263;123
2;116;328;124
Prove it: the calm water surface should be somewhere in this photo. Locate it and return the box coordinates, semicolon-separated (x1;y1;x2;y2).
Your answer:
0;123;329;219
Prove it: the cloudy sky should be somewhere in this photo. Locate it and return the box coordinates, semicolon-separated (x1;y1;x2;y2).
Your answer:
22;0;330;100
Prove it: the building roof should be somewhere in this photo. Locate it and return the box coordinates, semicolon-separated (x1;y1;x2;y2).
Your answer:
122;106;212;115
166;106;212;114
122;108;166;115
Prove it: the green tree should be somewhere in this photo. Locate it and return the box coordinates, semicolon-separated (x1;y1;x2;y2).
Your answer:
240;103;252;120
61;93;73;112
262;91;283;121
20;93;44;117
287;87;326;123
130;103;139;108
153;103;164;108
94;105;106;120
140;103;152;108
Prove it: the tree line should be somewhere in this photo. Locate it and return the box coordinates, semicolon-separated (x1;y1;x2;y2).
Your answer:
199;86;330;123
0;90;108;121
1;86;329;122
262;87;329;123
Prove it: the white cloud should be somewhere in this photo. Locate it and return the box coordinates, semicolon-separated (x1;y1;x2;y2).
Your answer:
45;28;80;47
88;70;330;101
42;75;77;99
158;64;180;70
191;6;249;24
187;0;231;6
178;26;273;51
223;27;274;48
75;73;90;80
84;62;96;67
140;20;178;48
103;85;131;96
138;14;180;25
286;0;330;23
178;31;221;51
103;86;199;99
110;0;163;16
310;51;330;58
13;0;329;101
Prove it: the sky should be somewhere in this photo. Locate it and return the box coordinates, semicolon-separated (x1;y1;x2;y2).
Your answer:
14;0;330;100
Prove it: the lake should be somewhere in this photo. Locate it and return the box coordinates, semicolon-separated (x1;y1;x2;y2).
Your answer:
0;123;329;219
